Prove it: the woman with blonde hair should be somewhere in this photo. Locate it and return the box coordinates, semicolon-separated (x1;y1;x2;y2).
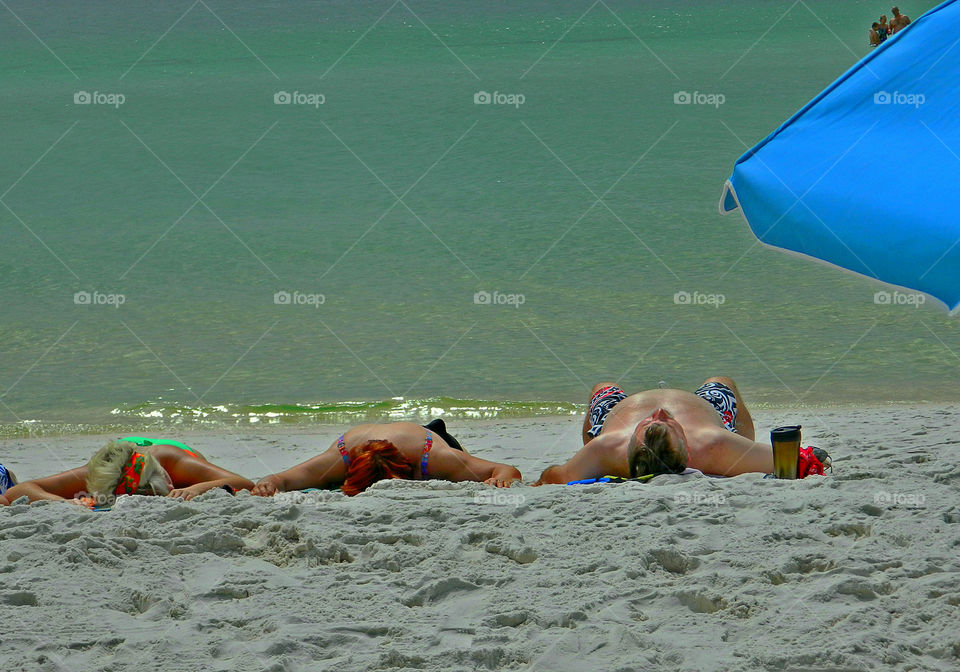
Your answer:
1;437;253;506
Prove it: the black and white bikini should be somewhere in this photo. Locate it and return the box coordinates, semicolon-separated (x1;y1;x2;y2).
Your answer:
586;381;739;437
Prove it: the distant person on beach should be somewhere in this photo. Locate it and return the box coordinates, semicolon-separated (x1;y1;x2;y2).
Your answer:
252;419;521;496
870;22;882;46
536;377;825;483
890;6;911;32
0;437;254;506
878;14;890;41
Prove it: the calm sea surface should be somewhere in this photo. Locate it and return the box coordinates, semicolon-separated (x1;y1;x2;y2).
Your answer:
0;0;952;435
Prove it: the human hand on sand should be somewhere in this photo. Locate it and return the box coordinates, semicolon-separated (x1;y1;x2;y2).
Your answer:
483;477;516;488
168;485;205;501
250;480;278;497
71;496;96;509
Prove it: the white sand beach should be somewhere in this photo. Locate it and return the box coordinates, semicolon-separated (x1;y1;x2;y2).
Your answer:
2;406;959;671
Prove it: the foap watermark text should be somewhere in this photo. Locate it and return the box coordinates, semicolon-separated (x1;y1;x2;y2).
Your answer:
274;290;325;307
874;90;925;107
474;91;525;108
474;490;525;507
474;290;525;308
674;491;726;507
674;290;725;308
674;90;725;108
874;290;925;307
874;491;925;508
74;290;125;307
274;91;325;108
74;91;125;108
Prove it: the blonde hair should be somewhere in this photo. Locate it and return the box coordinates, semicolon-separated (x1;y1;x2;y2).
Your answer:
86;441;168;502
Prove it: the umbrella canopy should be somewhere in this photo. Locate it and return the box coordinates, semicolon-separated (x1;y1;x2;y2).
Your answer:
720;0;960;312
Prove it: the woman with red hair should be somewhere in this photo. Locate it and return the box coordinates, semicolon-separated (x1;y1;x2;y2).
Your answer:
251;420;521;497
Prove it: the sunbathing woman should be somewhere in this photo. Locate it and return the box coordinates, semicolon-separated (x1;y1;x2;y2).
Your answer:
251;419;521;497
0;437;254;506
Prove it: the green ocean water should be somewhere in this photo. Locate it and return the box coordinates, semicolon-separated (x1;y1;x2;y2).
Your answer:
0;0;954;435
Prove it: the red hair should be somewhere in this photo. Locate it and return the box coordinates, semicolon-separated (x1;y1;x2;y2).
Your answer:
341;440;414;496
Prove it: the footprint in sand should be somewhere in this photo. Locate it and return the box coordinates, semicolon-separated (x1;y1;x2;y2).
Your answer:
675;590;726;614
402;577;481;607
461;530;498;545
645;548;700;575
484;539;537;565
824;522;872;539
0;520;48;540
781;553;837;575
489;610;530;627
0;590;37;606
834;577;893;601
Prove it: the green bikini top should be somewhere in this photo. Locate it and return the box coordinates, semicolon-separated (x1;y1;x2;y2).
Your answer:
119;436;200;458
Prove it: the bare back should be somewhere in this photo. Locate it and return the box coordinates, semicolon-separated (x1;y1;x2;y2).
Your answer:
342;423;514;484
255;422;521;492
340;422;449;478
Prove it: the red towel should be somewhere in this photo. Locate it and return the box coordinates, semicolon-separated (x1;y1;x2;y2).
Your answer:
798;446;827;478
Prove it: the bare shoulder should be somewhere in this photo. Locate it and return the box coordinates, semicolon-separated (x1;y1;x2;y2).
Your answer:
148;443;206;463
581;431;630;473
590;431;627;454
540;431;630;483
687;425;738;450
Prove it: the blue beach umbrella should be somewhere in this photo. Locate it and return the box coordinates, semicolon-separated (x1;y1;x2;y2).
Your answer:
720;0;960;313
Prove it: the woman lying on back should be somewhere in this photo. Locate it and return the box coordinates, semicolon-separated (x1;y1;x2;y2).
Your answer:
252;420;521;497
1;437;253;506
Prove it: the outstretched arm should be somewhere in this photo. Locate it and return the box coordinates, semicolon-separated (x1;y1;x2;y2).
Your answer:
693;430;773;476
535;435;623;485
430;449;522;487
251;443;346;496
165;454;255;500
1;467;88;504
